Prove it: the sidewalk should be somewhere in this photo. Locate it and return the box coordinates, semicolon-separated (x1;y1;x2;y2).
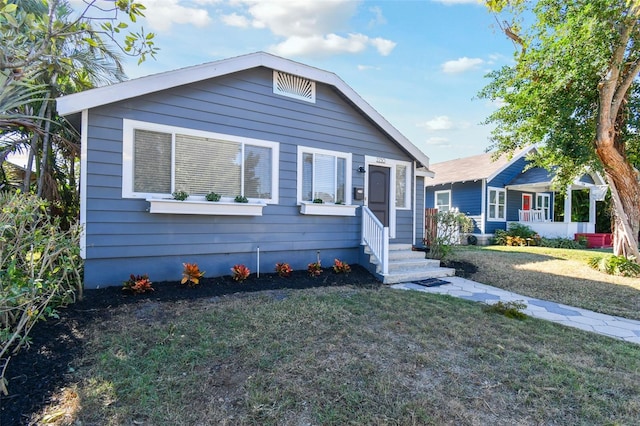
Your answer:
391;277;640;345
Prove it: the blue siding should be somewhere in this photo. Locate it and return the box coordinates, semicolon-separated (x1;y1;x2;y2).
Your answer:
424;181;483;233
488;156;528;187
83;67;418;287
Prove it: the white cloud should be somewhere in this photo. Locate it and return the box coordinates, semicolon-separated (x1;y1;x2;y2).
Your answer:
441;57;484;73
368;6;387;27
140;0;211;31
419;115;454;131
223;0;395;57
425;137;451;147
357;64;381;71
222;12;250;28
270;33;367;57
370;37;396;56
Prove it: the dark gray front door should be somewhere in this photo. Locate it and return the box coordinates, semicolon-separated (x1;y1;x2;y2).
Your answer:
368;165;390;226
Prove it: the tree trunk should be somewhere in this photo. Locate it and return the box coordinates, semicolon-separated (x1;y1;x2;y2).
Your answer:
595;143;640;261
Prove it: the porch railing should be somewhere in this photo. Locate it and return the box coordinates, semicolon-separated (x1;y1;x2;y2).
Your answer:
361;206;389;275
519;209;545;222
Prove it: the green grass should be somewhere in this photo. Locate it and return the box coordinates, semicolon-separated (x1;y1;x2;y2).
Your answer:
449;245;640;320
46;287;640;425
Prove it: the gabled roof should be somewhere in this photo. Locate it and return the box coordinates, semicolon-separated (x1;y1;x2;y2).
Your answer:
56;51;432;170
426;147;534;187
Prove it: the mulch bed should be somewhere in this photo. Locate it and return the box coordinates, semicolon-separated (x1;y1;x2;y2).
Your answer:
1;265;381;425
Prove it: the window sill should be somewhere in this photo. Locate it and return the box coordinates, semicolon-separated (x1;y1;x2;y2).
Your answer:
147;198;266;216
299;202;358;216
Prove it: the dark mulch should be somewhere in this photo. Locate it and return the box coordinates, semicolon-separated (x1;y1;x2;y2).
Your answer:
1;265;380;425
442;259;478;278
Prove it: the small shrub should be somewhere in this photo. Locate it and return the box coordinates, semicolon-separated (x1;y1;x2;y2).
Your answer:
540;237;586;249
426;210;474;260
589;255;640;277
234;195;248;203
122;274;154;294
172;190;189;201
484;301;528;320
308;261;322;277
494;224;541;246
181;263;205;286
205;192;221;202
333;258;351;274
275;262;292;277
231;264;250;282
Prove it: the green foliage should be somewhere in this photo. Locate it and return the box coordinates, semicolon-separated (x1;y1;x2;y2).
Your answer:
427;210;475;260
205;192;221;202
172;190;189;201
0;192;82;394
540;237;586;249
312;198;324;204
589;255;640;277
234;195;248;203
483;301;528;320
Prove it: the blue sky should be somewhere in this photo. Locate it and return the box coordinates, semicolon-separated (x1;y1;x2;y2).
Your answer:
84;0;517;164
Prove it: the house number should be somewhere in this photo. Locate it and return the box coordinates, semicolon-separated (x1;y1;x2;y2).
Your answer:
376;157;386;163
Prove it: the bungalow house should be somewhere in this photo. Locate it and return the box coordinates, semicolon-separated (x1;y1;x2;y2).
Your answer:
56;52;453;288
424;147;608;245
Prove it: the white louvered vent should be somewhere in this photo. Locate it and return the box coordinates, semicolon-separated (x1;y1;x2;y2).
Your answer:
273;70;316;103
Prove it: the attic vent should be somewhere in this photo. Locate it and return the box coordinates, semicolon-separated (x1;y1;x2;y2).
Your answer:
273;70;316;103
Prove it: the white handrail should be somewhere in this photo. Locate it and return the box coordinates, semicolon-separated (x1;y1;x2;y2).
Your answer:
519;209;545;222
361;206;389;275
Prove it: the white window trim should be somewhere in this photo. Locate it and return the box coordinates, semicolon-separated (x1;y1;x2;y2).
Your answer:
536;193;551;221
394;160;412;210
488;187;507;222
364;156;409;239
434;189;452;212
122;119;279;204
296;145;353;207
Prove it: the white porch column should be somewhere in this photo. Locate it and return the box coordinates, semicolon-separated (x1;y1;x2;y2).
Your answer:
563;186;572;223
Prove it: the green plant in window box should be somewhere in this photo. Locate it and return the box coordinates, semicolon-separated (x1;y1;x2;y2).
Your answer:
234;195;248;203
335;200;344;205
172;190;189;201
205;192;221;202
312;198;324;204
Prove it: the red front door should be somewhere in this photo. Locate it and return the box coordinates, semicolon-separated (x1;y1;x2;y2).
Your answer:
523;194;532;210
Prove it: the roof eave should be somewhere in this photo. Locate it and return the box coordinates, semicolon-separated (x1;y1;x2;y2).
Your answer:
56;51;430;167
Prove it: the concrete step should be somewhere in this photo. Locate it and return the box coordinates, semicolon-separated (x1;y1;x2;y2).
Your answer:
380;267;455;284
387;258;441;273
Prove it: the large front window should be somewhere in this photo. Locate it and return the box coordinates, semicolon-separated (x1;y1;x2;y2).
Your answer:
298;147;351;204
123;120;279;203
488;187;506;221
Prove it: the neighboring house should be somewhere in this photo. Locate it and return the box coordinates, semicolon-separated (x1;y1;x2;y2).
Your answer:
425;147;608;244
56;52;449;288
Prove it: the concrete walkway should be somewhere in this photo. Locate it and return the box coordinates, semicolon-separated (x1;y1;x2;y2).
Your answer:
392;277;640;345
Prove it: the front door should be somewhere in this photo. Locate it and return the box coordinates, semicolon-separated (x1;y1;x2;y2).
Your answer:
523;194;532;210
368;165;390;226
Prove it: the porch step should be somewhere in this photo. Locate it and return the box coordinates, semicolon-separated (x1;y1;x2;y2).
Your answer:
366;243;455;284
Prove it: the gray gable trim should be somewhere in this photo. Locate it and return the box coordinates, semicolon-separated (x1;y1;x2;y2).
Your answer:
56;51;431;169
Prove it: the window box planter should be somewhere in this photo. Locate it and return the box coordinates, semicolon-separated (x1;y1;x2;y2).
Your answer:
147;198;266;216
299;202;358;216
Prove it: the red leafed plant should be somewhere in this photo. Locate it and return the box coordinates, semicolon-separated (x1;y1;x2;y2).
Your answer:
307;261;322;277
181;263;205;286
123;274;154;294
333;258;351;274
275;262;292;277
231;264;250;282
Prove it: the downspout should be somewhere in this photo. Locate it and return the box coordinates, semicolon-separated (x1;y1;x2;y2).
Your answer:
481;179;487;234
412;161;417;245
